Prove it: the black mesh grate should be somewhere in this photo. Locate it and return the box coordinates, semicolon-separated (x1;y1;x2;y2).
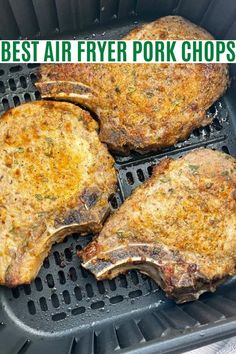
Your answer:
116;100;236;199
0;64;41;115
3;233;161;331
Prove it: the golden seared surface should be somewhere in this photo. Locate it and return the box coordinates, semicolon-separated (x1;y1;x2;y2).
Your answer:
37;16;229;154
81;149;236;291
0;101;116;286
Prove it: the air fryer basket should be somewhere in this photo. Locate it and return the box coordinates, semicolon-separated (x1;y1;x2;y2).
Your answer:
1;1;236;354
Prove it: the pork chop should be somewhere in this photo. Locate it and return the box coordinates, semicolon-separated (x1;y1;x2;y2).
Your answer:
37;16;229;154
0;101;116;286
80;149;236;303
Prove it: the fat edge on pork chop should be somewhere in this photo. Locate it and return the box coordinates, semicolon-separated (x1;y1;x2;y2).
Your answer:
80;149;236;303
37;16;229;154
0;101;117;287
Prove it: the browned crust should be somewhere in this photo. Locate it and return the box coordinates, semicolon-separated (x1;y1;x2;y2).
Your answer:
36;16;230;154
79;243;227;303
79;148;236;303
0;101;117;286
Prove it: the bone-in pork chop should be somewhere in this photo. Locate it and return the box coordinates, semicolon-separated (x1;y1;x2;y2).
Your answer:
37;16;229;154
0;101;116;286
80;149;236;303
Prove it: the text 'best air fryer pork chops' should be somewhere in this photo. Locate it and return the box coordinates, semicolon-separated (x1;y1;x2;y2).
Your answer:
0;101;116;287
80;149;236;303
37;16;229;154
